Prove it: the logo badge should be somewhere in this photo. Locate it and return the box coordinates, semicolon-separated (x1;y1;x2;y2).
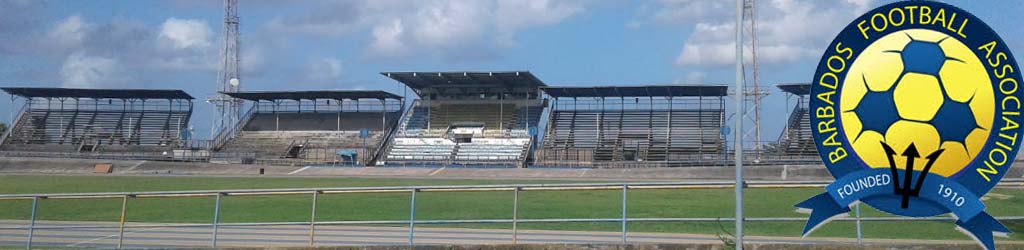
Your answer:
798;1;1023;249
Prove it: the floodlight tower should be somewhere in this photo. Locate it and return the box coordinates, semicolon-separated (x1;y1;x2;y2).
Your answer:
210;0;242;138
741;0;767;158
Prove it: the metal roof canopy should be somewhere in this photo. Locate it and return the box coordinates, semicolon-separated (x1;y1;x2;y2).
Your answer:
381;71;547;93
776;83;811;96
541;85;729;98
1;87;194;100
222;90;402;101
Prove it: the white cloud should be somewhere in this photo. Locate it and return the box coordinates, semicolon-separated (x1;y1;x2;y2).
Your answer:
670;0;877;68
686;71;707;83
650;0;733;24
49;15;89;48
368;19;407;57
158;18;212;50
265;0;588;61
306;57;344;81
60;52;125;88
494;0;583;45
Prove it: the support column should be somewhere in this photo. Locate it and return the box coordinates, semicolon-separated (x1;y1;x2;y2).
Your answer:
117;195;129;249
211;193;222;248
25;197;38;250
512;187;520;244
309;191;319;247
408;189;417;245
733;0;746;248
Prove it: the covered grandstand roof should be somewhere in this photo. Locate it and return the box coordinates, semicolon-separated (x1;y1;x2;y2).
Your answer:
541;85;729;98
1;87;193;100
777;83;811;96
381;71;547;91
222;90;402;101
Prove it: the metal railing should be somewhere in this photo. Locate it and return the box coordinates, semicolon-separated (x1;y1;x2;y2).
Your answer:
211;105;256;150
2;180;1022;249
0;150;254;163
0;104;28;146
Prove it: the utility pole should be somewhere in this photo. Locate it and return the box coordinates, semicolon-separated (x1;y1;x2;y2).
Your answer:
740;0;767;160
734;0;746;249
210;0;242;139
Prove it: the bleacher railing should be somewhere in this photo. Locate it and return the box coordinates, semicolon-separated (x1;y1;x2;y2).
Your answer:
0;150;254;163
0;103;28;147
212;105;256;150
2;180;1021;249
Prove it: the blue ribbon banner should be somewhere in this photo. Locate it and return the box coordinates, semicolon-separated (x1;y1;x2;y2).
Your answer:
796;169;1010;250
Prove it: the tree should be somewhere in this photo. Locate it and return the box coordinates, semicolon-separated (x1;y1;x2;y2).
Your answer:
0;122;6;134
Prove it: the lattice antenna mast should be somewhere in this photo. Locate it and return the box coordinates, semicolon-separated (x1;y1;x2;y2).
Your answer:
741;0;767;156
210;0;242;138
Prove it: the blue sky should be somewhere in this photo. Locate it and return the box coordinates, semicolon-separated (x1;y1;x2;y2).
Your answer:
1;0;1021;141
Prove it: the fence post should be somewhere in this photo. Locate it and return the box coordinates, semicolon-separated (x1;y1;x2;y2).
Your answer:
117;195;128;250
212;193;222;248
26;196;38;250
621;184;628;245
408;188;417;246
855;203;862;245
309;191;319;247
512;187;520;244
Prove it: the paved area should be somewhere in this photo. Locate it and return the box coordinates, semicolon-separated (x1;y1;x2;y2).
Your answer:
0;220;1004;249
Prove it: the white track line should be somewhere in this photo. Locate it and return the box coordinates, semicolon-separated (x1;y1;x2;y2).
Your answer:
288;166;311;175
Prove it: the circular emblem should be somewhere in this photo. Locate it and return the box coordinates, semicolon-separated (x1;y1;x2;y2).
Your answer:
801;2;1022;248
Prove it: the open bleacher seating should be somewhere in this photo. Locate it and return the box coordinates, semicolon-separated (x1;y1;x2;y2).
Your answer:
0;88;194;153
382;100;539;167
774;83;818;160
539;109;724;167
379;71;549;167
536;85;728;168
777;107;816;156
213;90;405;166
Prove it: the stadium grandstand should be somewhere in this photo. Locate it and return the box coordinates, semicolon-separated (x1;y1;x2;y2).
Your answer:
213;90;403;166
0;87;193;154
775;83;816;158
535;85;728;168
378;71;546;168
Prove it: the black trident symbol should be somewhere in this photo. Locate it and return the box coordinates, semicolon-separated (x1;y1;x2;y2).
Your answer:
880;142;945;209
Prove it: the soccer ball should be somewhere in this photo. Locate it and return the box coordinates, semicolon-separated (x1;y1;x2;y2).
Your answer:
839;29;995;177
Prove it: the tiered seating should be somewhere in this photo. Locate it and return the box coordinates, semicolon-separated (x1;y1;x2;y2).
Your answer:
244;112;400;131
399;103;538;136
220;130;382;163
429;104;517;130
540;109;724;166
217;111;400;164
2;108;188;152
384;138;531;165
385;138;456;163
777;107;816;156
382;100;540;167
453;138;530;163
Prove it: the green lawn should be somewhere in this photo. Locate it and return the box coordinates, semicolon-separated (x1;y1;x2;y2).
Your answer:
0;175;1021;241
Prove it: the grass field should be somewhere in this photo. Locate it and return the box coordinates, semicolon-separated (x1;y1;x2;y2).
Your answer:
0;175;1021;242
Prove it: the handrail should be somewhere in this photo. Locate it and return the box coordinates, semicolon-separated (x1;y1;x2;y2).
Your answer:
371;101;412;165
1;179;1021;200
212;104;256;150
0;103;29;146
